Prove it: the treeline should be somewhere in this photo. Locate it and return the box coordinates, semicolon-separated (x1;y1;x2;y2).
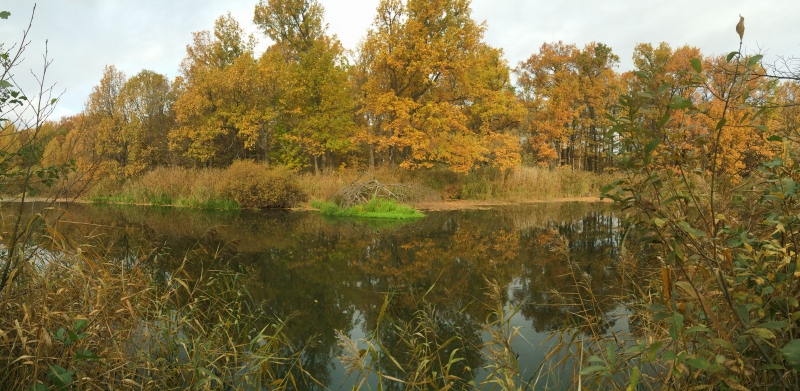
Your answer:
28;0;800;181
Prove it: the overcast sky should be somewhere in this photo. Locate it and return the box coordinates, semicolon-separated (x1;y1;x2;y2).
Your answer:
1;0;798;120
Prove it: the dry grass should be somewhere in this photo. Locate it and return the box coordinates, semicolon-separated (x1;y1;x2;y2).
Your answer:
0;221;313;390
87;163;307;209
338;279;534;391
501;166;617;200
86;164;613;210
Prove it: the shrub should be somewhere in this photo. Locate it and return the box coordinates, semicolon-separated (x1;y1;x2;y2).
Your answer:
217;161;307;209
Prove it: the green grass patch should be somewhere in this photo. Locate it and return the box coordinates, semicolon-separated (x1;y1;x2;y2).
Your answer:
87;194;137;204
311;198;425;220
176;197;241;211
148;193;173;206
89;192;240;211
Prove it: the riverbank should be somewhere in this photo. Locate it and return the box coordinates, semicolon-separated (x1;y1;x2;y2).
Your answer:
3;195;610;212
6;165;617;211
411;196;610;211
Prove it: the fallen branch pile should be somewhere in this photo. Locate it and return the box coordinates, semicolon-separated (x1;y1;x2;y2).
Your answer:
334;175;440;207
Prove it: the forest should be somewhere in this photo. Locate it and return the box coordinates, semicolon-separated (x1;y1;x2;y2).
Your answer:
10;0;796;196
4;0;800;390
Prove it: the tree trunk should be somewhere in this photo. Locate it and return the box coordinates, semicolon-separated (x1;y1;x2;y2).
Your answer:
369;145;375;170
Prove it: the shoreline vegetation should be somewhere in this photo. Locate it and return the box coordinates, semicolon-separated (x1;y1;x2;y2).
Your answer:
26;164;615;212
310;198;425;219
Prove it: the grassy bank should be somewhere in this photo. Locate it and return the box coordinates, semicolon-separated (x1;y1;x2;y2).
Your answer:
298;165;615;202
311;198;425;219
84;162;616;215
84;164;615;211
86;162;306;210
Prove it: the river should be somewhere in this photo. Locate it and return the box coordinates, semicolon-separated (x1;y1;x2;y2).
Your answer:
9;201;626;389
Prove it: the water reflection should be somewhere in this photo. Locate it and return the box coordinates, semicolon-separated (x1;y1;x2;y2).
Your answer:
2;201;622;389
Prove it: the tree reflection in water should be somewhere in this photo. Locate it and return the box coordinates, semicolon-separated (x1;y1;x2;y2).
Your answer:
5;201;623;389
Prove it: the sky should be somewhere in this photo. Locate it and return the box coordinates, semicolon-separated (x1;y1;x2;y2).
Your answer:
1;0;798;120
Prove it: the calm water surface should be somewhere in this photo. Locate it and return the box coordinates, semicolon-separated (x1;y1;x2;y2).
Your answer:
18;201;626;389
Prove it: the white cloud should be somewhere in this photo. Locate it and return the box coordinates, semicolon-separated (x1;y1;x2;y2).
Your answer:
1;0;797;121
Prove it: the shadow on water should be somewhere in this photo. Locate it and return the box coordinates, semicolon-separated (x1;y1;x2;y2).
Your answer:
2;201;624;390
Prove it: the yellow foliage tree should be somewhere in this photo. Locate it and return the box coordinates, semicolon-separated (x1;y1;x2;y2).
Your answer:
254;0;355;173
516;42;621;170
355;0;522;173
170;14;277;167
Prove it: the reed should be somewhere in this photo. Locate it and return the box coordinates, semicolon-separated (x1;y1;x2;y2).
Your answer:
0;223;315;390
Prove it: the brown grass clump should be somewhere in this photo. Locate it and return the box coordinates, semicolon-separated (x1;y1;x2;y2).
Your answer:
413;166;617;201
501;166;617;200
0;222;313;390
217;161;307;209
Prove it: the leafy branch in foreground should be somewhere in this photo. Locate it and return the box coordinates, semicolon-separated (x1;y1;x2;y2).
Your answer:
570;31;800;390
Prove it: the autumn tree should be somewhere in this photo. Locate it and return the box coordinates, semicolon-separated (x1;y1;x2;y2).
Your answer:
515;42;621;171
117;70;175;175
71;66;176;179
355;0;523;173
625;43;777;178
253;0;355;173
695;54;778;177
771;81;800;138
80;65;127;178
170;14;276;167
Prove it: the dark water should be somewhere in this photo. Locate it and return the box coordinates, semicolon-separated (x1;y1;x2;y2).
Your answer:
12;201;625;389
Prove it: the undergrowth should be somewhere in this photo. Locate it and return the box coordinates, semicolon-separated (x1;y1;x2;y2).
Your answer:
311;197;425;219
0;224;314;390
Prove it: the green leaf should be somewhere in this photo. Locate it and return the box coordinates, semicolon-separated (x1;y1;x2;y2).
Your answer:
652;218;666;228
657;111;671;128
755;125;769;132
29;382;50;391
669;96;693;110
657;82;672;94
607;342;617;367
66;330;78;342
715;118;727;131
653;311;672;321
690;58;702;73
767;135;783;142
626;367;641;391
780;340;800;370
685;326;711;334
0;79;12;88
75;349;103;361
47;365;75;389
580;365;607;375
55;328;65;342
0;11;9;20
760;320;788;330
726;51;738;63
747;328;776;340
747;54;764;69
662;195;689;206
686;357;711;370
635;71;649;80
74;319;88;332
678;221;706;238
644;138;660;156
587;355;606;364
